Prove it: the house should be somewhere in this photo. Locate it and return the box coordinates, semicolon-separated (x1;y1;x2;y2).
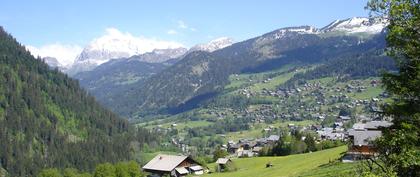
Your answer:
267;135;280;142
343;121;392;162
216;158;233;172
252;146;263;155
237;150;254;157
227;143;240;154
337;115;351;122
317;127;345;141
142;154;203;177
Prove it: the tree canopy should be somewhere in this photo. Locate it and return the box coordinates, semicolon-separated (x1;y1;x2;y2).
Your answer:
367;0;420;176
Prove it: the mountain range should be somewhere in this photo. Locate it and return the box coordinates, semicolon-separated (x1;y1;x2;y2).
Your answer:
65;17;389;119
32;17;389;120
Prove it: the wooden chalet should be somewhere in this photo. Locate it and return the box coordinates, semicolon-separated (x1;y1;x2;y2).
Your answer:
343;121;392;162
142;154;203;177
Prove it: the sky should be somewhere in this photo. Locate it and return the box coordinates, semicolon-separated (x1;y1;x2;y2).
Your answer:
0;0;371;65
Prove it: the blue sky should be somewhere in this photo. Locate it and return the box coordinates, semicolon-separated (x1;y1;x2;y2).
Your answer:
1;0;371;46
0;0;370;65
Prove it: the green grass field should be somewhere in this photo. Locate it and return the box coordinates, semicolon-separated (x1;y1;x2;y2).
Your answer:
249;72;296;92
204;146;347;177
296;161;359;177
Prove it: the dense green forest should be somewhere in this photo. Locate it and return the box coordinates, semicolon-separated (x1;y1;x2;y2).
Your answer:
0;27;156;176
37;161;142;177
282;51;396;88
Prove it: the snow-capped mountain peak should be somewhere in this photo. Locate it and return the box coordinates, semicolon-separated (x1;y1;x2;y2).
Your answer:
190;37;234;52
67;28;184;75
129;47;188;63
321;17;387;34
272;26;318;39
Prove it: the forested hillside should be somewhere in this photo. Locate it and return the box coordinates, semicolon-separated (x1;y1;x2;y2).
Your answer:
111;29;389;118
0;27;155;176
282;51;396;88
74;58;169;110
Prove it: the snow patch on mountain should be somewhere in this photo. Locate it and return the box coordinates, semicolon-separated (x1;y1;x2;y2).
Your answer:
68;28;184;75
321;17;387;34
128;47;188;63
272;26;318;39
190;37;234;52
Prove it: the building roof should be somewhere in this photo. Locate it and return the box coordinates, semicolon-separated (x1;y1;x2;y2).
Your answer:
352;123;365;130
175;167;189;175
216;158;231;164
364;121;392;130
142;154;188;172
349;130;382;146
252;146;263;152
267;135;280;141
339;116;351;120
189;165;203;171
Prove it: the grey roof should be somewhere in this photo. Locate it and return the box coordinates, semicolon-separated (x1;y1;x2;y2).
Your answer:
364;121;392;130
352;123;366;130
349;130;382;146
252;146;263;152
142;154;188;172
339;116;351;120
175;167;189;174
189;165;203;171
216;158;230;164
267;135;280;141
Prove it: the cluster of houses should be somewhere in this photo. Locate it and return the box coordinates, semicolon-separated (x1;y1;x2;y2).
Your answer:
163;78;387;129
142;118;391;177
223;135;280;157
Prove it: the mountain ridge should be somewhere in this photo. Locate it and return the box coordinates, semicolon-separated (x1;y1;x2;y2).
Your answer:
102;17;388;118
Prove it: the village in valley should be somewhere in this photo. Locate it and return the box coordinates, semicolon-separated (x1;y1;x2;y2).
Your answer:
138;66;393;177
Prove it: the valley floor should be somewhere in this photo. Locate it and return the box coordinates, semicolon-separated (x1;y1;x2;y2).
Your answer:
204;146;351;177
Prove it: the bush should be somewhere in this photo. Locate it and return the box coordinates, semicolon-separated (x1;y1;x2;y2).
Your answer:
37;169;62;177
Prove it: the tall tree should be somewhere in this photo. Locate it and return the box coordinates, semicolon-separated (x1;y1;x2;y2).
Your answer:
367;0;420;176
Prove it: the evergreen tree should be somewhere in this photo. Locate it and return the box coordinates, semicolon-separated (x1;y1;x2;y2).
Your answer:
37;169;62;177
0;27;156;176
213;147;229;161
93;163;116;177
367;0;420;176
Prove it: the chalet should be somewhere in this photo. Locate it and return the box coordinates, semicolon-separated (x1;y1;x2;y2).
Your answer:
227;143;240;154
252;146;263;155
317;127;345;141
142;154;203;177
238;150;254;157
343;121;392;162
267;135;280;142
216;158;233;172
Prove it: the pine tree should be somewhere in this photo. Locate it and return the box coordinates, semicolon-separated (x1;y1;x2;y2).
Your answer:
367;0;420;176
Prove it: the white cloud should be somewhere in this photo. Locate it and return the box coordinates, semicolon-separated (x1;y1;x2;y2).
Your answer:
26;44;82;67
88;27;185;54
25;28;185;67
177;20;188;29
177;20;197;32
167;29;178;35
